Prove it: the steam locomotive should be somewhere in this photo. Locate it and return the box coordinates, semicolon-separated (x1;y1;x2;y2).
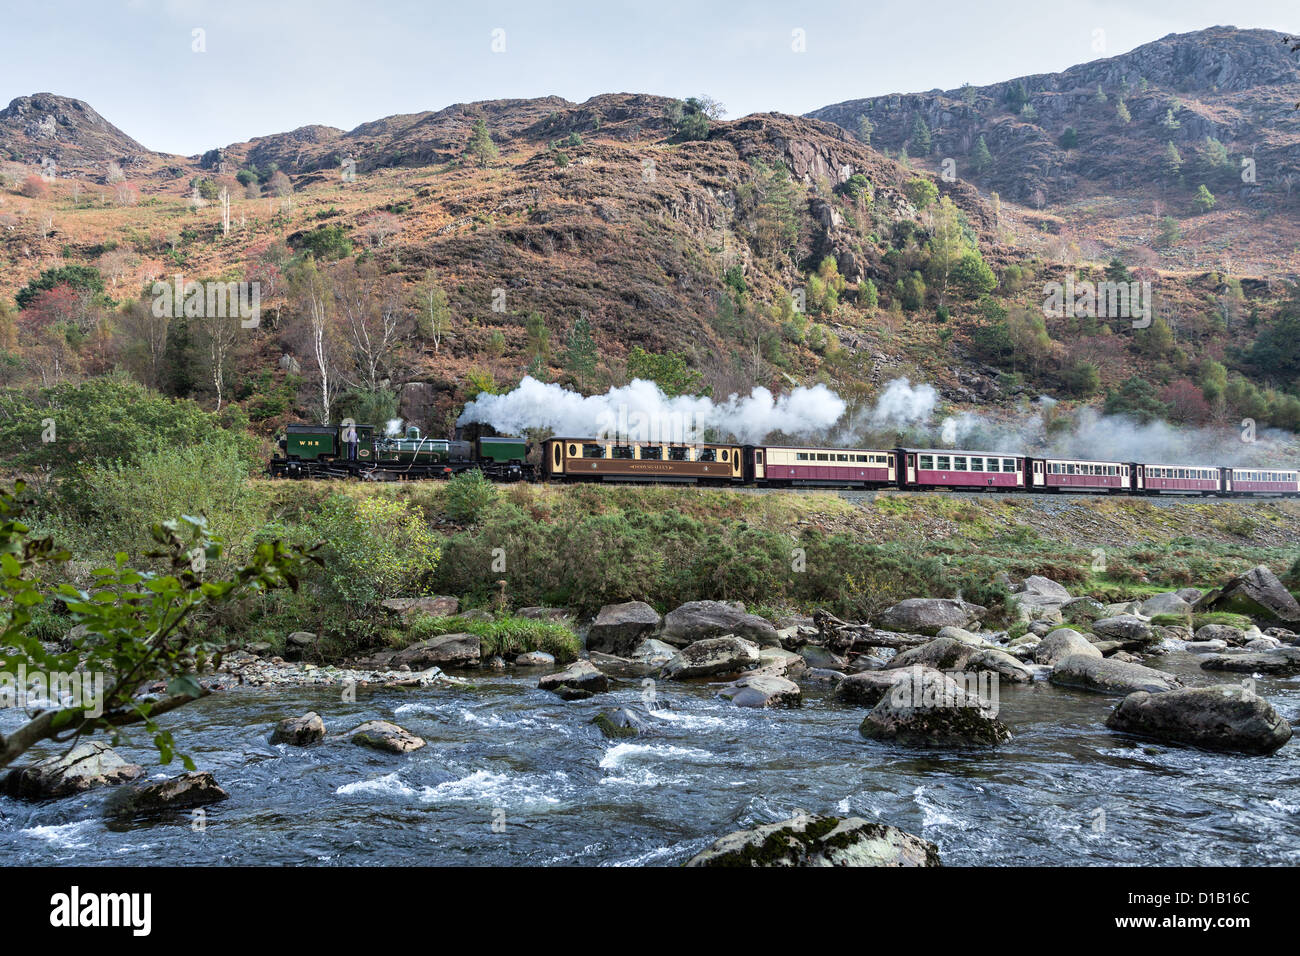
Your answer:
268;424;1299;497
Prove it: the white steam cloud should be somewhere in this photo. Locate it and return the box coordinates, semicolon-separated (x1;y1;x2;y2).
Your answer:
458;376;846;444
457;375;1296;466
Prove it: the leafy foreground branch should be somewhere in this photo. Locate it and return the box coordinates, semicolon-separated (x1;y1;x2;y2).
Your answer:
0;481;316;772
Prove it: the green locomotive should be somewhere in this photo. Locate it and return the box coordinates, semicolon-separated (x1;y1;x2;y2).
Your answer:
269;423;532;480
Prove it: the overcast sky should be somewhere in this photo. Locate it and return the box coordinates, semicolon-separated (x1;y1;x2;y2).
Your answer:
2;0;1297;156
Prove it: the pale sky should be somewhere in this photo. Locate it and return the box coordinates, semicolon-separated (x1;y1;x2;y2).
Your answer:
1;0;1297;156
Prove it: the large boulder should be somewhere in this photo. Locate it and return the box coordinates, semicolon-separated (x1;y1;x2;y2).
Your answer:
796;644;845;670
2;742;143;800
966;647;1036;683
630;638;678;665
1199;647;1300;676
110;771;230;815
836;666;930;708
1034;628;1102;666
685;815;940;867
661;637;762;680
1194;624;1247;646
1050;655;1182;695
1139;592;1194;618
1090;615;1156;645
1107;685;1292;755
585;601;661;656
538;660;610;695
719;674;802;708
877;599;985;635
270;712;326;745
757;647;808;678
886;637;977;671
592;708;645;739
349;720;426;753
1019;575;1072;601
660;601;780;648
392;633;480;669
1195;565;1300;624
859;668;1010;747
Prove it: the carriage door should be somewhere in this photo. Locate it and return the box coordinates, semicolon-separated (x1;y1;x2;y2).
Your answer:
731;447;742;479
906;453;916;485
1032;460;1042;488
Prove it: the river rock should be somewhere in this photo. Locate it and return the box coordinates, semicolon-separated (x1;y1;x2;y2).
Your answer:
1018;575;1072;601
1139;592;1195;618
1050;654;1182;695
685;815;940;867
585;601;661;656
886;637;976;671
284;631;318;660
1106;685;1293;755
660;601;780;648
350;720;426;753
877;598;986;635
806;667;847;685
967;647;1036;683
797;644;845;670
935;626;990;646
111;771;230;814
757;647;807;677
630;638;678;665
859;668;1010;746
538;660;609;695
514;651;555;666
2;742;144;800
380;595;459;619
661;636;762;679
718;674;802;708
592;708;645;738
270;712;326;745
1183;640;1228;654
1034;628;1102;666
1199;647;1300;676
835;666;927;707
1196;565;1300;623
1090;615;1156;644
1061;597;1107;624
392;633;481;669
1194;624;1247;645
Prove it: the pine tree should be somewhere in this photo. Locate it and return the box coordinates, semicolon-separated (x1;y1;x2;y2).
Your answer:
564;316;597;390
971;135;992;173
910;114;933;155
465;119;499;168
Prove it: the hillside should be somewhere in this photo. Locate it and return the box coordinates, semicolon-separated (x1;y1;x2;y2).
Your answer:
809;26;1300;279
0;31;1298;458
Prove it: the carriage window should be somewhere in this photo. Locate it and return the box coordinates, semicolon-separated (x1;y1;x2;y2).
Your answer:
756;452;763;464
919;455;934;469
936;456;950;470
611;445;634;459
641;446;664;460
582;444;604;458
835;453;847;462
797;452;808;461
720;450;729;462
953;457;967;471
970;458;984;471
816;453;829;461
568;444;578;456
668;447;688;461
698;448;716;462
1004;459;1017;473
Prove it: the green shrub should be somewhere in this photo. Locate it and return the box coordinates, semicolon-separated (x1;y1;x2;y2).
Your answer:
406;613;579;662
443;469;498;523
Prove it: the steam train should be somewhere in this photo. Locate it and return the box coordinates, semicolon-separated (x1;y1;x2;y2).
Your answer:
268;423;1299;497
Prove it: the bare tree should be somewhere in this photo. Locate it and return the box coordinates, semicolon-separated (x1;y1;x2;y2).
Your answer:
414;269;451;352
335;259;407;392
292;257;342;422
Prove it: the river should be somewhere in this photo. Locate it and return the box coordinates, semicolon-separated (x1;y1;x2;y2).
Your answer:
3;650;1298;866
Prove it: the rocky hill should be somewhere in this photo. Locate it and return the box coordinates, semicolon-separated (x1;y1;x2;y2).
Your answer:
0;93;155;176
809;26;1300;216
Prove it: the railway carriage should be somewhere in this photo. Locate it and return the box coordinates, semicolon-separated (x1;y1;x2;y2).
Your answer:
1224;467;1300;497
1028;457;1130;494
1134;463;1221;495
542;437;744;484
898;448;1025;490
749;445;895;488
